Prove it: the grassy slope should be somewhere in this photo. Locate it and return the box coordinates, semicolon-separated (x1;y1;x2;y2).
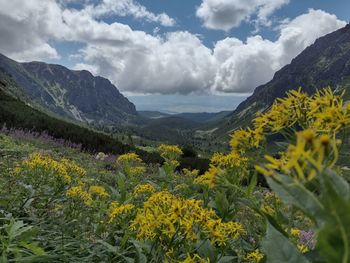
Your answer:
0;73;162;164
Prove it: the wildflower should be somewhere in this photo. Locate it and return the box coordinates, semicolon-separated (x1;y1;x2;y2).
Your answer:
260;204;275;216
297;244;309;253
158;144;183;173
211;152;248;170
21;153;89;184
291;228;300;237
182;168;199;177
180;254;209;263
245;249;264;262
130;191;243;246
108;201;135;223
66;185;93;206
89;185;109;198
133;183;156;197
158;144;183;160
194;165;218;188
308;88;350;133
255;129;339;181
117;153;146;177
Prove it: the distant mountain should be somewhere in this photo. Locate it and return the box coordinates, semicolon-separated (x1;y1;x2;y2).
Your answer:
175;111;231;123
0;53;136;124
213;23;350;138
0;71;162;163
139;111;231;123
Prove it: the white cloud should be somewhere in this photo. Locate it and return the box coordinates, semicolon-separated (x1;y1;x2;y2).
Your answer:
83;0;175;27
196;0;290;31
0;0;346;95
212;9;346;93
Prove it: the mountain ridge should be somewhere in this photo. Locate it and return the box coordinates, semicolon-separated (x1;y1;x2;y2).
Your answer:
212;23;350;140
0;53;137;125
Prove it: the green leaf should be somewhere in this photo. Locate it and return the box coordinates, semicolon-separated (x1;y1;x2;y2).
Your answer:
20;242;46;256
215;191;229;217
262;222;310;263
266;174;324;224
317;172;350;263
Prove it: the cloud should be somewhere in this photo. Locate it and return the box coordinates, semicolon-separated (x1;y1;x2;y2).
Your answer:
0;0;66;60
212;9;346;93
196;0;290;31
75;31;216;94
82;0;175;27
0;0;346;95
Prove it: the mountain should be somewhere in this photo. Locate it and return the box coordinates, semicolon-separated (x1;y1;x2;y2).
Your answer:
213;23;350;138
139;111;231;123
175;111;231;123
0;70;162;163
0;53;136;124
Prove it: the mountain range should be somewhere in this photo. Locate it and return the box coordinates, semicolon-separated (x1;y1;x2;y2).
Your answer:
0;54;136;125
1;23;350;152
210;22;350;140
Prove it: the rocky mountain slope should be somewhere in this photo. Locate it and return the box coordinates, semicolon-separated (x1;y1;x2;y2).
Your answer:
213;23;350;139
0;54;136;124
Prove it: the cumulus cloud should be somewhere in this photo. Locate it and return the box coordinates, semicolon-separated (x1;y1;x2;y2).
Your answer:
82;0;175;27
212;9;346;92
0;0;346;95
0;0;66;60
196;0;290;31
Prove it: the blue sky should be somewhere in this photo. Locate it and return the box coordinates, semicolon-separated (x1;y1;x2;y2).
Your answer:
0;0;349;112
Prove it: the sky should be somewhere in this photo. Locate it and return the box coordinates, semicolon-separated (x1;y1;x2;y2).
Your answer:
0;0;349;112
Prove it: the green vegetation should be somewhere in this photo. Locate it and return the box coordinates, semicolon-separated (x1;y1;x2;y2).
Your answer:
0;88;349;262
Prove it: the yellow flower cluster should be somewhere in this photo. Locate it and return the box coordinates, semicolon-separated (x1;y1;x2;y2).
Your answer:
158;144;183;172
195;151;248;188
194;166;218;188
133;183;156;197
60;158;87;178
256;129;338;181
254;89;309;133
66;185;93;206
308;88;350;133
253;87;350;135
158;144;183;160
245;249;264;262
89;185;109;198
211;152;248;170
230;128;264;154
130;191;244;246
117;153;146;177
21;153;86;184
290;228;300;237
108;201;135;223
182;168;199;177
180;254;209;263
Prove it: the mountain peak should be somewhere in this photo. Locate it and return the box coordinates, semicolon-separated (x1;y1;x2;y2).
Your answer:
0;53;136;124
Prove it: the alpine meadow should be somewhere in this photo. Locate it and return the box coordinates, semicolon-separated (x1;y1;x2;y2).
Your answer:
0;1;350;262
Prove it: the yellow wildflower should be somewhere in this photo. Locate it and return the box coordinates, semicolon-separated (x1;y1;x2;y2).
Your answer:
291;228;300;237
245;249;264;262
117;153;146;177
130;191;243;246
180;254;209;263
108;201;135;223
194;165;218;188
89;185;109;198
133;183;156;197
158;144;183;160
297;244;309;253
255;129;338;181
211;151;248;170
66;185;93;206
182;168;199;177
